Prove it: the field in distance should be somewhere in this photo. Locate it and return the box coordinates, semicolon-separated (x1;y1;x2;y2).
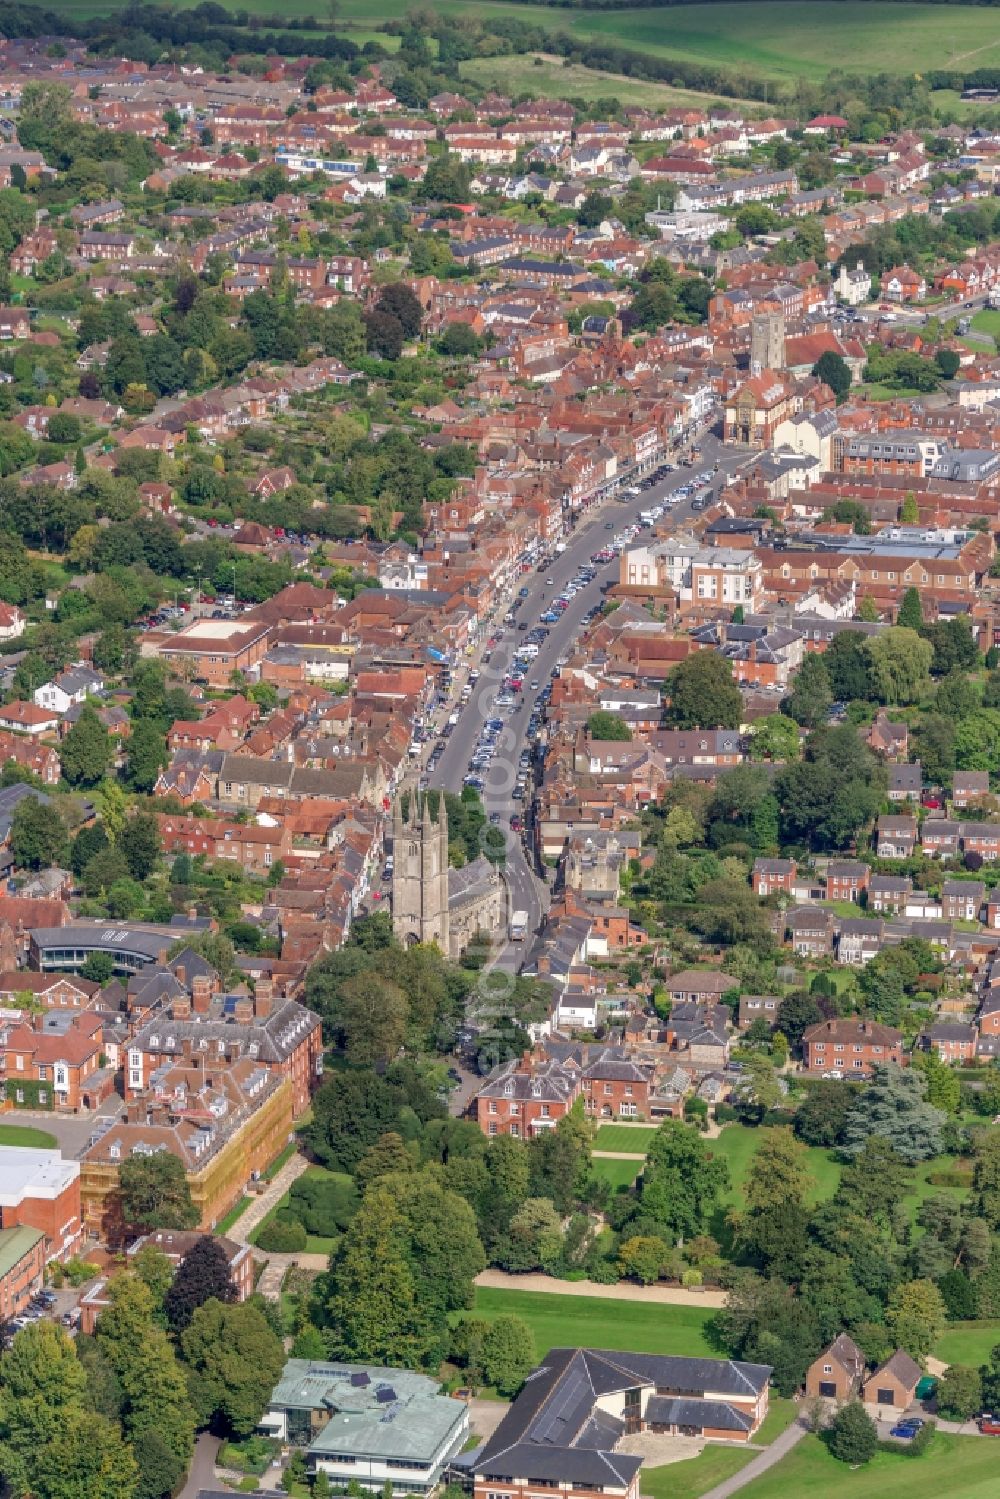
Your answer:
47;0;1000;85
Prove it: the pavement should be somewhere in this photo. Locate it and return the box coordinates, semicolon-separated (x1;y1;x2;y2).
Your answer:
426;424;749;991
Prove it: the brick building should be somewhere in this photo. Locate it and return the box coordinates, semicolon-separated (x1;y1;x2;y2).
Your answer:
0;1146;81;1262
474;1055;580;1138
801;1017;904;1076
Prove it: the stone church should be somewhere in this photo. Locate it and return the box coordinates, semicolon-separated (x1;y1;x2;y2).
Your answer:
391;792;508;960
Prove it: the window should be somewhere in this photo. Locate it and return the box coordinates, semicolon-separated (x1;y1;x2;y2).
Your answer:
15;1089;23;1102
823;1365;833;1374
38;1090;47;1105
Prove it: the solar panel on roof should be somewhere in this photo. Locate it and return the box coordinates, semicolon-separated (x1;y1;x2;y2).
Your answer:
223;995;239;1013
376;1386;396;1403
351;1373;370;1387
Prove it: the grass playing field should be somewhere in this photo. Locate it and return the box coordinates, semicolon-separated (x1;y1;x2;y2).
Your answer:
44;0;1000;88
463;1285;719;1358
0;1123;57;1148
737;1430;1000;1499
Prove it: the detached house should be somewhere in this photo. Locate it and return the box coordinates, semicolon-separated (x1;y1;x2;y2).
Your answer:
802;1017;903;1075
751;858;796;897
805;1334;865;1401
33;666;103;717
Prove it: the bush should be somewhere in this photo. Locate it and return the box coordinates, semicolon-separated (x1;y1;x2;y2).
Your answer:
828;1402;878;1465
256;1215;307;1252
286;1174;360;1238
715;1103;739;1124
926;1169;973;1187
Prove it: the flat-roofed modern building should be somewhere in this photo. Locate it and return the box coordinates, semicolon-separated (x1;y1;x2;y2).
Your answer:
0;1145;81;1261
261;1360;469;1493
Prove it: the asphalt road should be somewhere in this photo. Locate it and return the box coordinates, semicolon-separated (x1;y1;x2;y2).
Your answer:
429;426;749;972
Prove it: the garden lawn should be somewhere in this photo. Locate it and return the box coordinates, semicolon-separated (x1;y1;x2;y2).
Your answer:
0;1123;57;1148
902;1156;971;1229
971;309;1000;340
710;1125;842;1208
738;1430;1000;1499
643;1447;754;1499
463;1287;717;1359
591;1158;641;1191
593;1124;657;1154
934;1319;1000;1368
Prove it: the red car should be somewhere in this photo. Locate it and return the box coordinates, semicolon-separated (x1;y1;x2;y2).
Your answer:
979;1414;1000;1435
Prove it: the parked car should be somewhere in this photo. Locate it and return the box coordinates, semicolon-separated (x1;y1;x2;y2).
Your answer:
889;1419;923;1440
979;1414;1000;1435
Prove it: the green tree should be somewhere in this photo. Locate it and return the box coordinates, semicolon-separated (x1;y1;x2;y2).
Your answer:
812;350;851;399
864;627;933;705
9;795;67;870
125;720;168;793
617;1235;671;1285
734;1127;811;1277
840;1064;945;1163
586;710;631;741
717;1270;819;1396
886;1277;946;1360
95;1275;195;1466
793;1079;855;1146
665;652;741;730
641;1120;730;1239
119;812;161;881
481;1316;536;1396
132;1428;185;1499
181;1299;285;1436
81;951;115;985
911;1050;961;1114
936;1364;982;1420
118;1151;198;1232
783;654;832;728
324;1187;432;1366
776;991;823;1051
749;713;800;762
29;1408;138;1499
131;1243;174;1312
901;492;919;524
897;586;923;631
502;1197;564;1274
828;1401;878;1464
0;1320;87;1461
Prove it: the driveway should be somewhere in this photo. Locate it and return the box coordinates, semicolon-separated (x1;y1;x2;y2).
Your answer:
11;1098;122;1158
699;1418;807;1499
177;1433;222;1499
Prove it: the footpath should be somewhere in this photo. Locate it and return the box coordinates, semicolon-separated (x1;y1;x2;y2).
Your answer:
475;1268;727;1308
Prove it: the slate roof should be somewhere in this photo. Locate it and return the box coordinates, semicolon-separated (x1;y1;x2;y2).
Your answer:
474;1347;769;1487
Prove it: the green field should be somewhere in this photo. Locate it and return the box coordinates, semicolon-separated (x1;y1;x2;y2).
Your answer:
42;0;1000;88
592;1157;642;1191
935;1319;1000;1368
0;1123;57;1148
465;1286;718;1358
459;56;754;112
739;1430;1000;1499
971;309;1000;339
593;1124;657;1154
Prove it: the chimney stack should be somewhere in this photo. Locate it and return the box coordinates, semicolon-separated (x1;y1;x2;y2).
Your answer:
172;995;191;1020
253;980;273;1020
234;997;253;1025
192;976;212;1013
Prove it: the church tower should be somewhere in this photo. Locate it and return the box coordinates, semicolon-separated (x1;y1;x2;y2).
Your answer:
391;791;450;952
750;311;785;376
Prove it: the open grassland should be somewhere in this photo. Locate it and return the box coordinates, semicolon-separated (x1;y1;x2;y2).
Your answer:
738;1430;1000;1499
44;0;1000;86
462;1285;718;1358
459;56;756;111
